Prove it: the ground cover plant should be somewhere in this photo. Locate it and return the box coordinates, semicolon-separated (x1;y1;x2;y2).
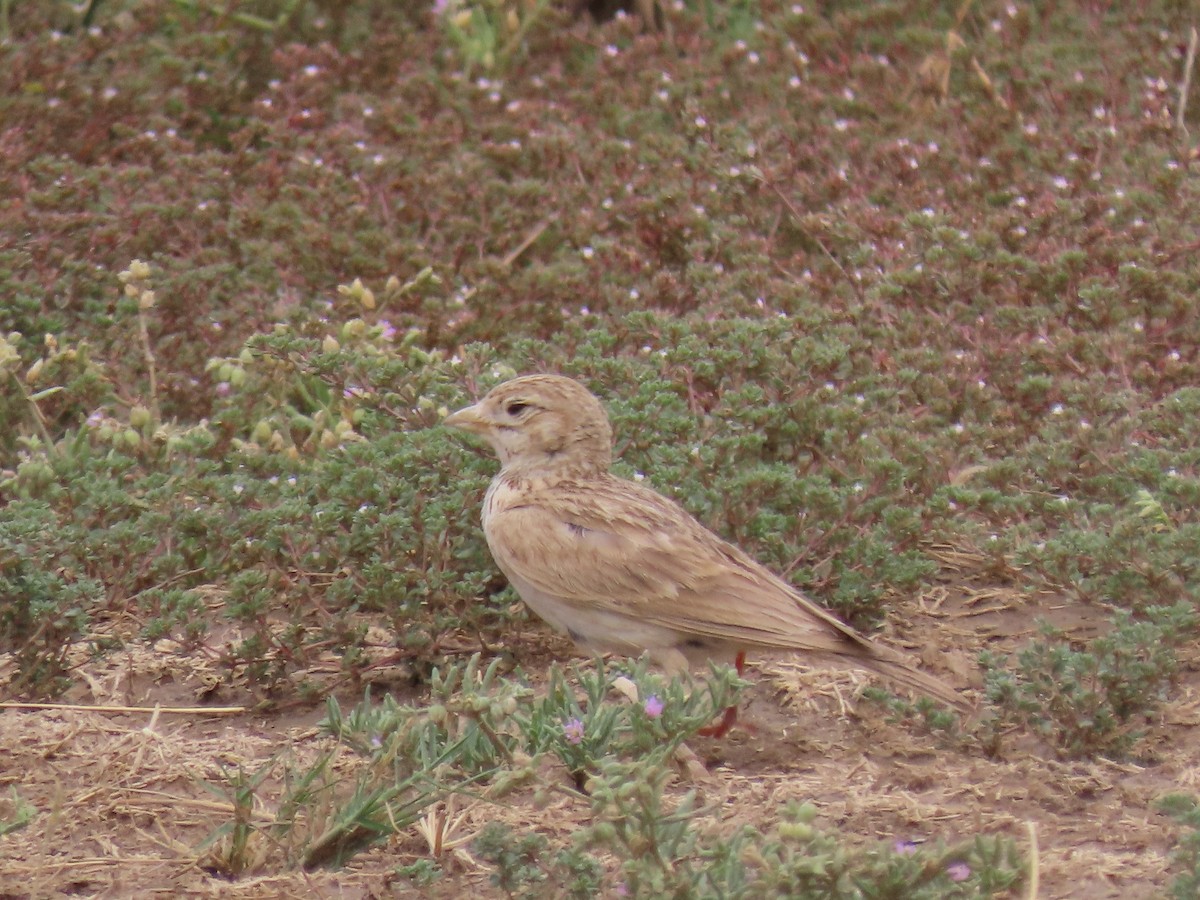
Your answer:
2;0;1200;895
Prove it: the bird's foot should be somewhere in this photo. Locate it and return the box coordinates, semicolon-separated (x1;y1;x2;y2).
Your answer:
697;703;738;738
697;650;746;737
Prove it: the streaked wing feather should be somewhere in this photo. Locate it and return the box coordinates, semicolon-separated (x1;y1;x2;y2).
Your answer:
486;476;869;656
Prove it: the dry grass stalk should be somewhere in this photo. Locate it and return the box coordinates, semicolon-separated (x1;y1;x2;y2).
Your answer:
1179;25;1199;133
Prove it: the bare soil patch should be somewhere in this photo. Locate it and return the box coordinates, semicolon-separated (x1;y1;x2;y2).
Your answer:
1;573;1191;898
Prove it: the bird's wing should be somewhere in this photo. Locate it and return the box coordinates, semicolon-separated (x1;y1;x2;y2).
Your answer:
484;475;873;657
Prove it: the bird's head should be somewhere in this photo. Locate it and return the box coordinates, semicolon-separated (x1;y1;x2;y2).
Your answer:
445;375;614;475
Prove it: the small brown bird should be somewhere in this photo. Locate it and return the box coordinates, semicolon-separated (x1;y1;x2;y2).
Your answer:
446;375;966;731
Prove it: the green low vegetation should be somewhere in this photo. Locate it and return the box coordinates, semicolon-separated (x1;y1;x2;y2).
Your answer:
3;0;1199;893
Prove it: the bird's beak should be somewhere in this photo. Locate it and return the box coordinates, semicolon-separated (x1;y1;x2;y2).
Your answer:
444;402;487;434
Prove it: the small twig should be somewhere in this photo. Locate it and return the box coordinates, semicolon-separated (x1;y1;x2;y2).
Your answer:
0;701;245;715
1178;25;1199;134
969;54;1010;111
501;216;557;268
1;857;185;872
130;706;163;773
470;714;516;765
1025;820;1040;900
761;177;865;303
8;370;58;455
137;305;161;422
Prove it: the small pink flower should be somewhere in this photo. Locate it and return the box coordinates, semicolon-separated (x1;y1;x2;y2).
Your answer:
215;381;232;397
893;840;918;855
946;861;971;882
643;695;663;718
563;717;584;745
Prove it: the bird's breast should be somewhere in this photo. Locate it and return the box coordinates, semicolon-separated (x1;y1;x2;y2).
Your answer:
481;475;524;525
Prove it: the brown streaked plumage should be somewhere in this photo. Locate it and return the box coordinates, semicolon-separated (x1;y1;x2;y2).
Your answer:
445;374;966;714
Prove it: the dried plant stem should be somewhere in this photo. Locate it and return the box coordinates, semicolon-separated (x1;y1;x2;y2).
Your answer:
8;370;57;454
762;177;866;303
137;306;161;421
0;701;246;715
1026;820;1040;900
501;215;557;268
1179;26;1199;134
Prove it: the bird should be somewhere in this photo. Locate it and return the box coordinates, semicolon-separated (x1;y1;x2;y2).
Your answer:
445;374;967;734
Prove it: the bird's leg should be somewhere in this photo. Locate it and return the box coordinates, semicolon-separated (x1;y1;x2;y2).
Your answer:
697;703;737;737
697;650;745;738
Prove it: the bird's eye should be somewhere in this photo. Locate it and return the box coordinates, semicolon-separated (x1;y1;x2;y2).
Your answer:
505;401;530;416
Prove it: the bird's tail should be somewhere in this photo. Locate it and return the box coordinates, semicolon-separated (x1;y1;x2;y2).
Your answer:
855;654;972;714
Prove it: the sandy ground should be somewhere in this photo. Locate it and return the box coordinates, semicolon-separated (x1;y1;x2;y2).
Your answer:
2;556;1194;898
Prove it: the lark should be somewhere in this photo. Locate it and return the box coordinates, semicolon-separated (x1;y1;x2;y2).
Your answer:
446;374;966;732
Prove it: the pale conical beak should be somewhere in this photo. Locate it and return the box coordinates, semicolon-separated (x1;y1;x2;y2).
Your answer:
444;403;487;434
